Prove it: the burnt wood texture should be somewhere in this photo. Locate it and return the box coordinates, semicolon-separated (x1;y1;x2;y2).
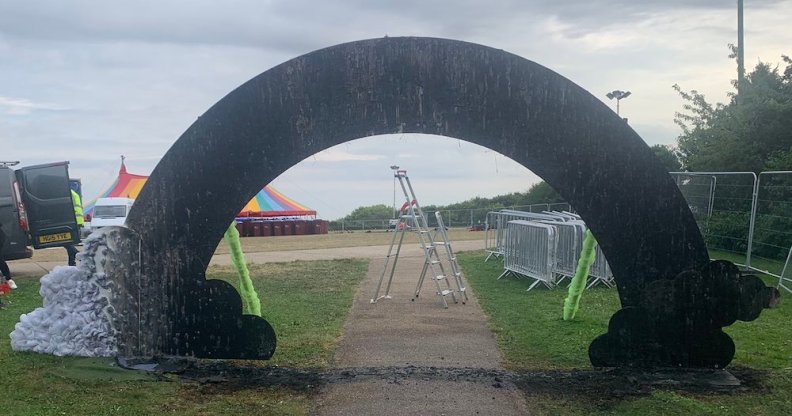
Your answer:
125;37;775;366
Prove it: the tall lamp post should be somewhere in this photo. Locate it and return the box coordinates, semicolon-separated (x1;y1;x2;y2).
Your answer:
737;0;745;103
606;90;631;117
390;165;399;219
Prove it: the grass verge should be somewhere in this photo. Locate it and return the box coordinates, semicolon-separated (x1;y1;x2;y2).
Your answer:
206;259;368;368
709;249;786;279
0;257;368;415
458;250;792;415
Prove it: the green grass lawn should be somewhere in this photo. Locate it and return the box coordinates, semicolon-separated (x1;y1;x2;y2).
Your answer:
4;250;790;415
709;249;786;279
207;260;368;368
0;258;368;416
458;250;792;415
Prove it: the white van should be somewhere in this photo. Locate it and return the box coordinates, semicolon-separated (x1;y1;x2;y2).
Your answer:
88;197;134;231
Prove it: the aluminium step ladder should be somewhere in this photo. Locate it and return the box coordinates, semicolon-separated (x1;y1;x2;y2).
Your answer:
425;211;468;303
370;169;466;308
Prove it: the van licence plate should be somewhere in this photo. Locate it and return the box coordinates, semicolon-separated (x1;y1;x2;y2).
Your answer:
39;232;73;244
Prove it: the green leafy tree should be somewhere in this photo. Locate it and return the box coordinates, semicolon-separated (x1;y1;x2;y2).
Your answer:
523;181;564;205
650;144;682;172
340;204;393;221
332;180;566;229
766;146;792;170
674;55;792;173
674;53;792;261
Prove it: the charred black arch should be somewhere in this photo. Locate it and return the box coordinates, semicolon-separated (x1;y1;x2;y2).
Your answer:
125;37;774;366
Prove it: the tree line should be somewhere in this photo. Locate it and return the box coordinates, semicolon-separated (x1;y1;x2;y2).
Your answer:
333;181;563;225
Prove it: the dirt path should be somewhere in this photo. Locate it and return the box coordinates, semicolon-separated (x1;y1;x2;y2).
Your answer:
312;244;527;415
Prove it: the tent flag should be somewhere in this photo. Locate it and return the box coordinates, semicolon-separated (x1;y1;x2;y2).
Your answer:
84;161;315;220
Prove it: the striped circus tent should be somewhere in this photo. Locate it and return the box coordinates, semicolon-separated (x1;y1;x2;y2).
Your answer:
84;160;315;220
239;185;316;218
83;161;147;218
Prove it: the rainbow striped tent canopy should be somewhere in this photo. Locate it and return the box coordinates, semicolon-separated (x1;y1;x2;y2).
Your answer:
238;186;316;218
83;162;147;218
84;162;315;220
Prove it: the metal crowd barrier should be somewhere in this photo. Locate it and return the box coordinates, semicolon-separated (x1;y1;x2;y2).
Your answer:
484;211;500;260
498;220;558;291
539;219;586;284
561;211;581;220
488;208;615;292
484;210;566;261
587;246;615;288
779;246;792;294
541;211;580;221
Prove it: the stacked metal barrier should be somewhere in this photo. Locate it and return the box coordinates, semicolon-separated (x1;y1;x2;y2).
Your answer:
539;219;586;284
498;220;558;291
484;210;565;261
487;208;614;291
587;246;615;288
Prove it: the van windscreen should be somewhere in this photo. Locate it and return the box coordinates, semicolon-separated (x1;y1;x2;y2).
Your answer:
95;205;127;218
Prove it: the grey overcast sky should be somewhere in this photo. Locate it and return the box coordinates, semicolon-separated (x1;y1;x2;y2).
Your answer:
1;1;790;220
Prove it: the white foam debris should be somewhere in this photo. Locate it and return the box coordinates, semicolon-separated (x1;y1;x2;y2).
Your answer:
10;233;118;357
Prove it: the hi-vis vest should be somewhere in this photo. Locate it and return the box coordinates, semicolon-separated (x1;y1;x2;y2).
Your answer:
71;190;84;227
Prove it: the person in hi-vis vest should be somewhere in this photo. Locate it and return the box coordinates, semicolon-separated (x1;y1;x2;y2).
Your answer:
65;189;83;266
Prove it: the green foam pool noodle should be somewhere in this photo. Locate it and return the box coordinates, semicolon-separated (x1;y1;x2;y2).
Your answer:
224;222;262;317
563;229;598;321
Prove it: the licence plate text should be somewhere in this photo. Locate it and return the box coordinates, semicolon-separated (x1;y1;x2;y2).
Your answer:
39;232;73;244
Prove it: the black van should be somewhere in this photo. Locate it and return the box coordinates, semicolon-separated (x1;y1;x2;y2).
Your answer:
0;162;32;260
1;161;80;261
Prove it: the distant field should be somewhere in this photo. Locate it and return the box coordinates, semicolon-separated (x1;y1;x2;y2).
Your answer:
19;227;486;263
214;227;484;253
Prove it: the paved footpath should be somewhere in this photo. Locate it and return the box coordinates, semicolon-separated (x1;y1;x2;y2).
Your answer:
312;242;527;415
9;239;528;414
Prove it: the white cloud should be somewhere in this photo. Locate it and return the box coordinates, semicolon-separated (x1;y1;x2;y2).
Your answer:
0;96;68;115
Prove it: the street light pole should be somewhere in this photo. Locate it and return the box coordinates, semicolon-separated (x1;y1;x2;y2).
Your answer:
606;90;632;117
737;0;745;103
390;165;399;219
